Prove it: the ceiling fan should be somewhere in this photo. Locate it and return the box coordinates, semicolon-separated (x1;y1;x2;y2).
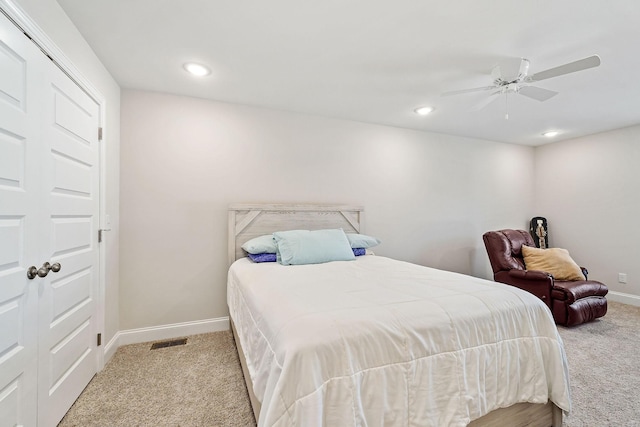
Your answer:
442;55;601;118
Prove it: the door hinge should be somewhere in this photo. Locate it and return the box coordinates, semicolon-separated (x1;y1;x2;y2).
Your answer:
98;228;111;243
98;127;103;141
97;333;102;346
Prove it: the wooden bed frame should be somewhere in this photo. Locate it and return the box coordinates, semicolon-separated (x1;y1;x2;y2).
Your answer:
227;203;563;426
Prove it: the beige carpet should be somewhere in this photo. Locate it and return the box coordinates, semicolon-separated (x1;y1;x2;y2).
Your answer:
58;331;256;426
59;302;640;426
559;301;640;427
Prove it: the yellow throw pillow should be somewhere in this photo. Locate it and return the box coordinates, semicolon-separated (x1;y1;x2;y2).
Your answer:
521;245;586;281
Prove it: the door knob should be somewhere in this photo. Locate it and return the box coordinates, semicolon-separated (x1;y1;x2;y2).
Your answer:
26;262;62;279
37;266;49;278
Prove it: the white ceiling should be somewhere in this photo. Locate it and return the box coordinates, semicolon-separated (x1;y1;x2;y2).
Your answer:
58;0;640;146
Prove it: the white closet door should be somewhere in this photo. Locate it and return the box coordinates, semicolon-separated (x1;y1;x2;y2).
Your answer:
0;14;45;427
37;56;101;426
0;11;101;427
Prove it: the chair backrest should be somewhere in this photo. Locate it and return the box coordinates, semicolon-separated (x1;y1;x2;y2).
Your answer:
483;229;535;274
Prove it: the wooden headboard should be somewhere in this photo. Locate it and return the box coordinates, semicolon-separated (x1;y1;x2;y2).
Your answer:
228;204;364;266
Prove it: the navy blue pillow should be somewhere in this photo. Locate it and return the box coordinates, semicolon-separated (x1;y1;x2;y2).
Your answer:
247;253;277;263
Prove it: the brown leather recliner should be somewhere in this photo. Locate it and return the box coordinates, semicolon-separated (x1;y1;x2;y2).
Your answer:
483;229;608;326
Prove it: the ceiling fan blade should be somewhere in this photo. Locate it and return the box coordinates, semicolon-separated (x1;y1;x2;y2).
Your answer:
528;55;601;82
469;92;500;111
518;86;559;101
441;86;496;97
493;58;530;82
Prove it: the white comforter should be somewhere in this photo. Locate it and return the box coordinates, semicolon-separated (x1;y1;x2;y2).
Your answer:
227;256;571;427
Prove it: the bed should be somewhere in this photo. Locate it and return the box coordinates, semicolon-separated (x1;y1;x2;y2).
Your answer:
227;204;570;427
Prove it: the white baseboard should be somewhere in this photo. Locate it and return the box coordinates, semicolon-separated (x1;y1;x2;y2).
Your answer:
607;291;640;307
101;317;230;365
104;333;120;365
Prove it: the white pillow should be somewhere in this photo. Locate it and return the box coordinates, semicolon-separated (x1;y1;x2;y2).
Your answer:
241;235;277;254
346;233;381;249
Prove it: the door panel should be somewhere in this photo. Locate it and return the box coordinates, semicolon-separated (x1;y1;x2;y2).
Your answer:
0;131;25;190
0;218;20;268
38;59;100;427
50;319;92;383
0;14;44;427
0;39;26;110
51;267;92;321
53;88;95;144
51;216;92;255
51;153;93;197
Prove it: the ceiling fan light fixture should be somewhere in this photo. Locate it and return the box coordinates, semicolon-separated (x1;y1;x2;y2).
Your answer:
442;55;601;119
414;106;434;116
183;62;211;77
542;130;559;138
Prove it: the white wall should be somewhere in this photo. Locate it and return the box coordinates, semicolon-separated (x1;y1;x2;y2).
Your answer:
120;89;535;329
13;0;121;345
535;125;640;301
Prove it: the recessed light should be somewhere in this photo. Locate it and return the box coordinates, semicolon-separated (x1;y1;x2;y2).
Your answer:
183;63;211;77
414;106;434;116
542;131;559;138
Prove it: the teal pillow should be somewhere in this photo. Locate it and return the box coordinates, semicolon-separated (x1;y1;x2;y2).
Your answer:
274;229;356;265
241;235;277;254
346;233;381;249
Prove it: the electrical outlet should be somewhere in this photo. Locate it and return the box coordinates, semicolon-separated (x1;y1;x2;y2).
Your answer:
618;273;628;284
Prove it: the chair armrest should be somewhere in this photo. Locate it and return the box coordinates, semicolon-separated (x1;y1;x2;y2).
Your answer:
495;270;553;308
